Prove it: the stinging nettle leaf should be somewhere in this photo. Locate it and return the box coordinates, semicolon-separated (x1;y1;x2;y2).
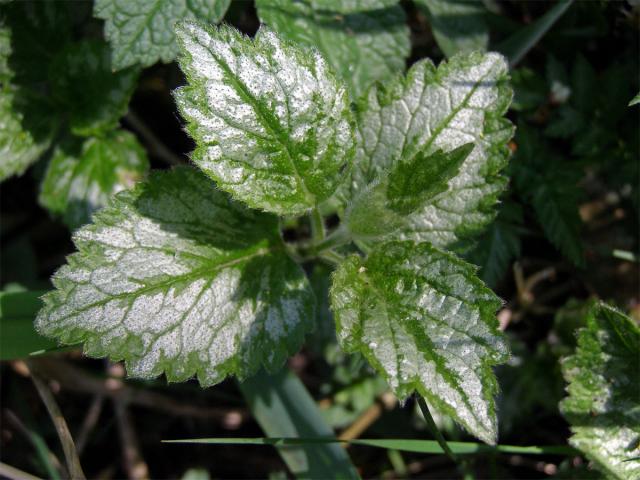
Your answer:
560;303;640;480
36;167;315;386
255;0;411;100
174;22;355;216
346;51;513;249
39;130;149;229
330;240;509;444
94;0;231;70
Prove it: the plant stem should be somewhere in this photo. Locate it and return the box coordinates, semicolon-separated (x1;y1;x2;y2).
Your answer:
417;397;457;465
28;363;86;480
319;250;346;266
310;225;351;255
0;462;44;480
310;206;326;242
125;111;185;166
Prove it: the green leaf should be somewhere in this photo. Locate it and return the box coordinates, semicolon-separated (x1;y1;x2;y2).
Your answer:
239;369;360;479
0;14;58;181
415;0;489;58
1;4;138;180
0;18;10;80
255;0;410;100
346;51;513;248
496;0;574;66
0;85;55;181
345;144;473;239
1;1;72;86
387;143;473;215
467;201;523;288
0;290;58;360
330;240;509;444
570;55;597;114
49;41;139;137
35;167;315;386
174;22;355;216
629;92;640;107
560;303;640;480
94;0;231;70
39;130;149;229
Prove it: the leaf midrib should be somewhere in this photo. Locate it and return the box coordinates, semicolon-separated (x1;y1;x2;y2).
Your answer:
48;245;274;324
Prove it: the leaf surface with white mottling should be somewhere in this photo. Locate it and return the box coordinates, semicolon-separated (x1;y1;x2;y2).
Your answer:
174;22;355;215
330;240;509;443
39;130;149;229
345;144;472;239
560;303;640;480
346;51;513;249
36;168;315;385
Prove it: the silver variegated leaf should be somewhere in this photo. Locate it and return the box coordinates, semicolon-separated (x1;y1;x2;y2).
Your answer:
330;240;509;443
36;168;315;385
347;51;513;248
561;303;640;480
174;22;355;216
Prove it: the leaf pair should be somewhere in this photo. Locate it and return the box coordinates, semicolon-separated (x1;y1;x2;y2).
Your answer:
36;21;514;444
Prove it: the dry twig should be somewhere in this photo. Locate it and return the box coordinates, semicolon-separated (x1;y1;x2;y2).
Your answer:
27;362;86;480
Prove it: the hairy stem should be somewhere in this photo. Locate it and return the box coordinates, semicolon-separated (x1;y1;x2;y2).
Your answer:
310;225;351;255
310;206;326;242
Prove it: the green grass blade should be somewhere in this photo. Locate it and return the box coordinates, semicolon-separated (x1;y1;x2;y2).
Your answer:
0;290;58;360
497;0;574;66
238;369;360;480
163;437;578;457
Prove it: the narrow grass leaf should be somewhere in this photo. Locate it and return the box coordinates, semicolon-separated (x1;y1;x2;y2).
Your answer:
497;0;574;66
163;436;578;456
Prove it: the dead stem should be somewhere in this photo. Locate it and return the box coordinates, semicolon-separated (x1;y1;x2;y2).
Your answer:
75;395;105;456
22;358;246;423
114;401;149;480
27;362;86;480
